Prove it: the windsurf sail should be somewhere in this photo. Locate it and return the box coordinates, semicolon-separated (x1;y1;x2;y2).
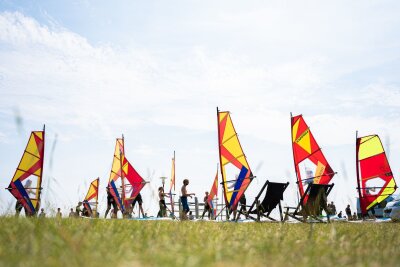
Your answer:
83;177;99;217
356;134;397;216
108;137;125;212
207;168;219;217
7;126;45;216
217;108;253;210
168;151;176;213
291;114;335;202
122;154;146;206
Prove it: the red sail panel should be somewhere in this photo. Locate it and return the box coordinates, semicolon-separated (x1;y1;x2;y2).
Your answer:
291;115;334;201
122;155;146;206
357;135;397;215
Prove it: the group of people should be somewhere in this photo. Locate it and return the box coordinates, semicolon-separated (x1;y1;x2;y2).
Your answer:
105;187;145;219
157;179;196;220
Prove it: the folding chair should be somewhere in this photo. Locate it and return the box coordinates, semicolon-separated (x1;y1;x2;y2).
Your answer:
237;180;289;222
285;183;334;223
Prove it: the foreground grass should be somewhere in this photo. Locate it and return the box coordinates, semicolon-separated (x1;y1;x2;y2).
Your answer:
0;217;399;267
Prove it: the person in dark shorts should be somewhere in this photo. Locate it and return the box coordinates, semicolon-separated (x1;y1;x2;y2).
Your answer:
180;179;195;220
105;187;118;218
201;191;211;219
157;187;168;217
132;193;145;218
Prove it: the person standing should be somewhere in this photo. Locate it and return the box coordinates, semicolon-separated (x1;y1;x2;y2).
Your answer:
345;204;352;220
38;208;46;218
105;187;117;218
15;199;23;217
201;192;211;219
68;208;75;218
180;179;195;220
56;208;62;218
157;187;168;217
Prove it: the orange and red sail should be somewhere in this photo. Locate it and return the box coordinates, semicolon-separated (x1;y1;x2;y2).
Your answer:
291;115;335;201
83;177;99;216
207;168;219;216
356;134;397;215
7;127;45;215
217;108;253;210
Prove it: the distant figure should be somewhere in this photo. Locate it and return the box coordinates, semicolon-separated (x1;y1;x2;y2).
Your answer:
328;201;336;215
132;193;145;218
157;187;168;217
75;202;83;217
345;205;352;220
105;187;117;218
38;208;46;218
15;199;23;217
338;211;342;218
235;194;248;220
56;208;62;218
180;179;195;220
201;192;211;219
68;208;75;218
353;212;358;220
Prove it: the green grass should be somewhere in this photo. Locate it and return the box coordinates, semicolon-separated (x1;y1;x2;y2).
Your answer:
0;217;399;267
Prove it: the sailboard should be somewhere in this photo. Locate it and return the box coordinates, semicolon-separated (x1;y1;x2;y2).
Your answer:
207;167;219;217
291;114;335;202
7;126;45;216
356;134;397;216
217;108;253;210
83;177;99;217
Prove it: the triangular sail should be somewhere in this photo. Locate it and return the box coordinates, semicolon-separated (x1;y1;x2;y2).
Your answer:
207;168;219;217
356;134;397;215
168;152;176;213
122;155;146;206
83;178;99;217
217;108;253;209
291;114;335;202
7;128;45;215
108;138;125;212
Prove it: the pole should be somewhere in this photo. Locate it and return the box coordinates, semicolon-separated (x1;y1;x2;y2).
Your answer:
355;131;364;219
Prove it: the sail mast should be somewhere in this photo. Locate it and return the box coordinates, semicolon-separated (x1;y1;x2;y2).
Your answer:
37;124;45;212
355;131;363;218
120;134;125;211
290;113;301;198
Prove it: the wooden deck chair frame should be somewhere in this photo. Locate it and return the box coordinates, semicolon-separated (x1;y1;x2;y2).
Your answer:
237;180;289;222
285;183;334;223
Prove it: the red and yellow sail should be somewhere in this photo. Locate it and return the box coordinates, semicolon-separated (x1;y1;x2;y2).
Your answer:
207;168;219;216
291;115;335;201
108;138;125;212
356;134;397;215
7;127;45;215
217;108;253;209
83;177;99;217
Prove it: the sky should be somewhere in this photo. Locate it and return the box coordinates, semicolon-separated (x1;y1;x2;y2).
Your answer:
0;0;399;217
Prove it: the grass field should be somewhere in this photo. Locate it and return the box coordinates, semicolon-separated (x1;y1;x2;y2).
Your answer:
0;217;399;267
